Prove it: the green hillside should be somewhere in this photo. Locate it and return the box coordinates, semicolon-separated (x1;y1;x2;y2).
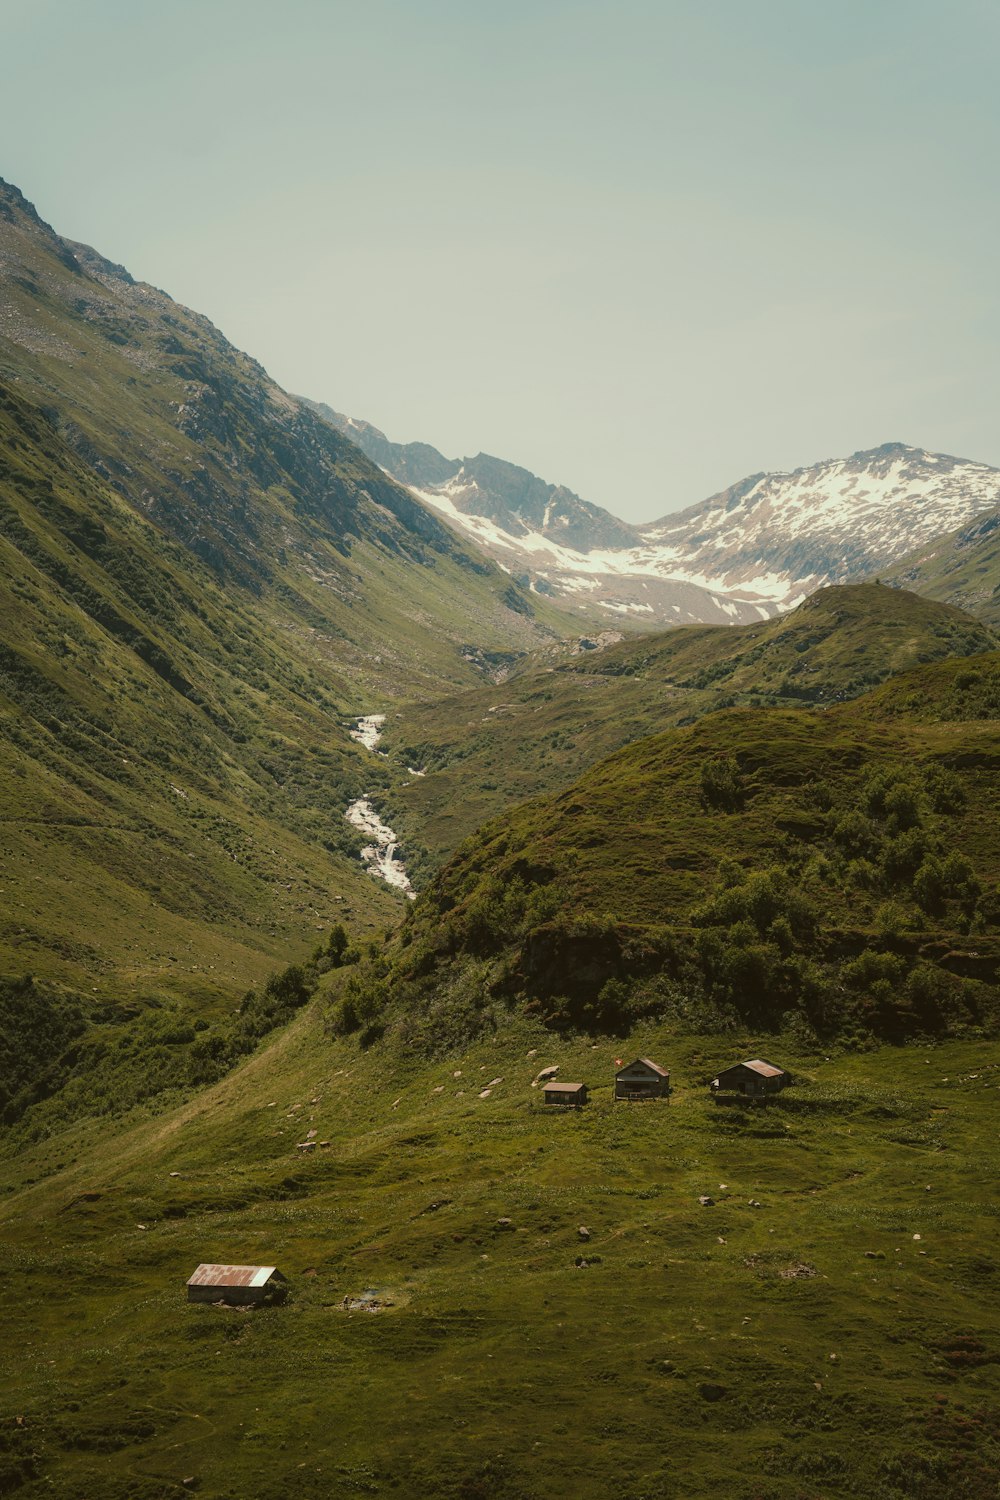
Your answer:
888;507;1000;627
1;980;998;1498
341;651;1000;1051
380;584;997;877
0;178;581;1134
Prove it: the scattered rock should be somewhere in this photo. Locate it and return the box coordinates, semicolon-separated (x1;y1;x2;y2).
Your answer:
778;1263;817;1280
526;1049;537;1059
575;1256;590;1268
433;1086;444;1093
319;1140;331;1148
181;1479;199;1491
296;1141;316;1152
423;1199;451;1214
913;1233;922;1241
699;1195;715;1207
495;1218;515;1232
577;1226;591;1241
748;1199;762;1209
531;1065;559;1089
485;1077;504;1089
306;1128;317;1140
169;1171;182;1178
478;1089;493;1099
864;1250;886;1259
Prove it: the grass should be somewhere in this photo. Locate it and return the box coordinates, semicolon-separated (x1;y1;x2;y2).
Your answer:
1;1004;998;1498
380;584;998;876
889;507;1000;628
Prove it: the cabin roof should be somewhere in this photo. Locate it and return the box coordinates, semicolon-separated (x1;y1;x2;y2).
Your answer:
544;1081;587;1093
742;1059;785;1078
187;1264;284;1288
619;1056;669;1077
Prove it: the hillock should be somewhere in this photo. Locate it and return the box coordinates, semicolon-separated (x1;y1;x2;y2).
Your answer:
334;653;1000;1051
381;583;998;878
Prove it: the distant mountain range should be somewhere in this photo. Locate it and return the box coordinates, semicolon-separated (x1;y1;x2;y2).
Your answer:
310;402;1000;628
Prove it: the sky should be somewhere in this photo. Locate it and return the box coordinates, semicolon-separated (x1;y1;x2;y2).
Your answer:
2;0;999;521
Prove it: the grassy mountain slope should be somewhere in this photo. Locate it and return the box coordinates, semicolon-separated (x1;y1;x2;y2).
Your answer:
1;992;998;1499
0;177;576;699
887;506;1000;628
380;585;997;878
0;178;586;1129
341;650;1000;1052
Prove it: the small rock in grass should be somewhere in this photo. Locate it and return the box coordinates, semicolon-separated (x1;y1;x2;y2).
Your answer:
306;1128;317;1140
699;1195;715;1207
748;1199;762;1209
169;1171;182;1178
864;1250;885;1259
577;1226;591;1241
478;1089;492;1099
496;1218;514;1231
575;1256;589;1268
913;1233;922;1241
698;1382;727;1402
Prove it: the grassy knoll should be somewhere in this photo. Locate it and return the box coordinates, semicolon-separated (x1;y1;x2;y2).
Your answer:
381;585;997;877
343;650;1000;1051
0;1002;998;1498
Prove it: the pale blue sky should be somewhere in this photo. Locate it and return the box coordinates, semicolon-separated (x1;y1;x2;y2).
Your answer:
3;0;998;519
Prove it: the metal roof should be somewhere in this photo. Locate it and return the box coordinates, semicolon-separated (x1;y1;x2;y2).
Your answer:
743;1059;785;1078
543;1081;587;1092
187;1264;283;1288
616;1056;669;1077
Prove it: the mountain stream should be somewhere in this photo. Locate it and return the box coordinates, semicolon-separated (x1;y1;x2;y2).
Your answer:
346;715;415;899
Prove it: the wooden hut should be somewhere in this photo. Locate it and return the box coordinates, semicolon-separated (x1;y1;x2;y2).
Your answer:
543;1081;589;1108
186;1264;288;1305
710;1059;787;1098
615;1057;670;1100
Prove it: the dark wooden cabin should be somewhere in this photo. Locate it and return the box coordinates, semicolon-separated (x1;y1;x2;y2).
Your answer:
186;1264;288;1305
710;1059;787;1098
543;1081;589;1108
615;1057;670;1100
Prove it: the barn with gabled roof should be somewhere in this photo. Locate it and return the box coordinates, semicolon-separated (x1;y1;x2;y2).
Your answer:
710;1059;788;1098
615;1057;670;1100
186;1264;288;1305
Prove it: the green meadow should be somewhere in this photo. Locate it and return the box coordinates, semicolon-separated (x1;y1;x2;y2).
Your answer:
2;1007;998;1499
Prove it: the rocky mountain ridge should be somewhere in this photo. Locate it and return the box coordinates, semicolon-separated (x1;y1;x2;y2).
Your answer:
313;399;1000;628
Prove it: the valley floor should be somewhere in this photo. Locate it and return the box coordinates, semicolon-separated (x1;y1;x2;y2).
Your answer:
2;1009;998;1499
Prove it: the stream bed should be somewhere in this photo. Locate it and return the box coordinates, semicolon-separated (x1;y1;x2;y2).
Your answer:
346;715;415;899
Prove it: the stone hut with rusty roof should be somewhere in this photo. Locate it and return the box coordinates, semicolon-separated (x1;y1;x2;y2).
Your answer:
711;1059;788;1098
615;1057;670;1101
186;1263;288;1305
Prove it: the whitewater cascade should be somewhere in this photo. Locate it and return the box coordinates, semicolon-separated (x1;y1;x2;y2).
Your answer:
345;715;415;899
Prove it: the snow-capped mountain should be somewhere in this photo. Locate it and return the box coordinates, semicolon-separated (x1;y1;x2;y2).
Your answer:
638;443;1000;609
309;401;1000;627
